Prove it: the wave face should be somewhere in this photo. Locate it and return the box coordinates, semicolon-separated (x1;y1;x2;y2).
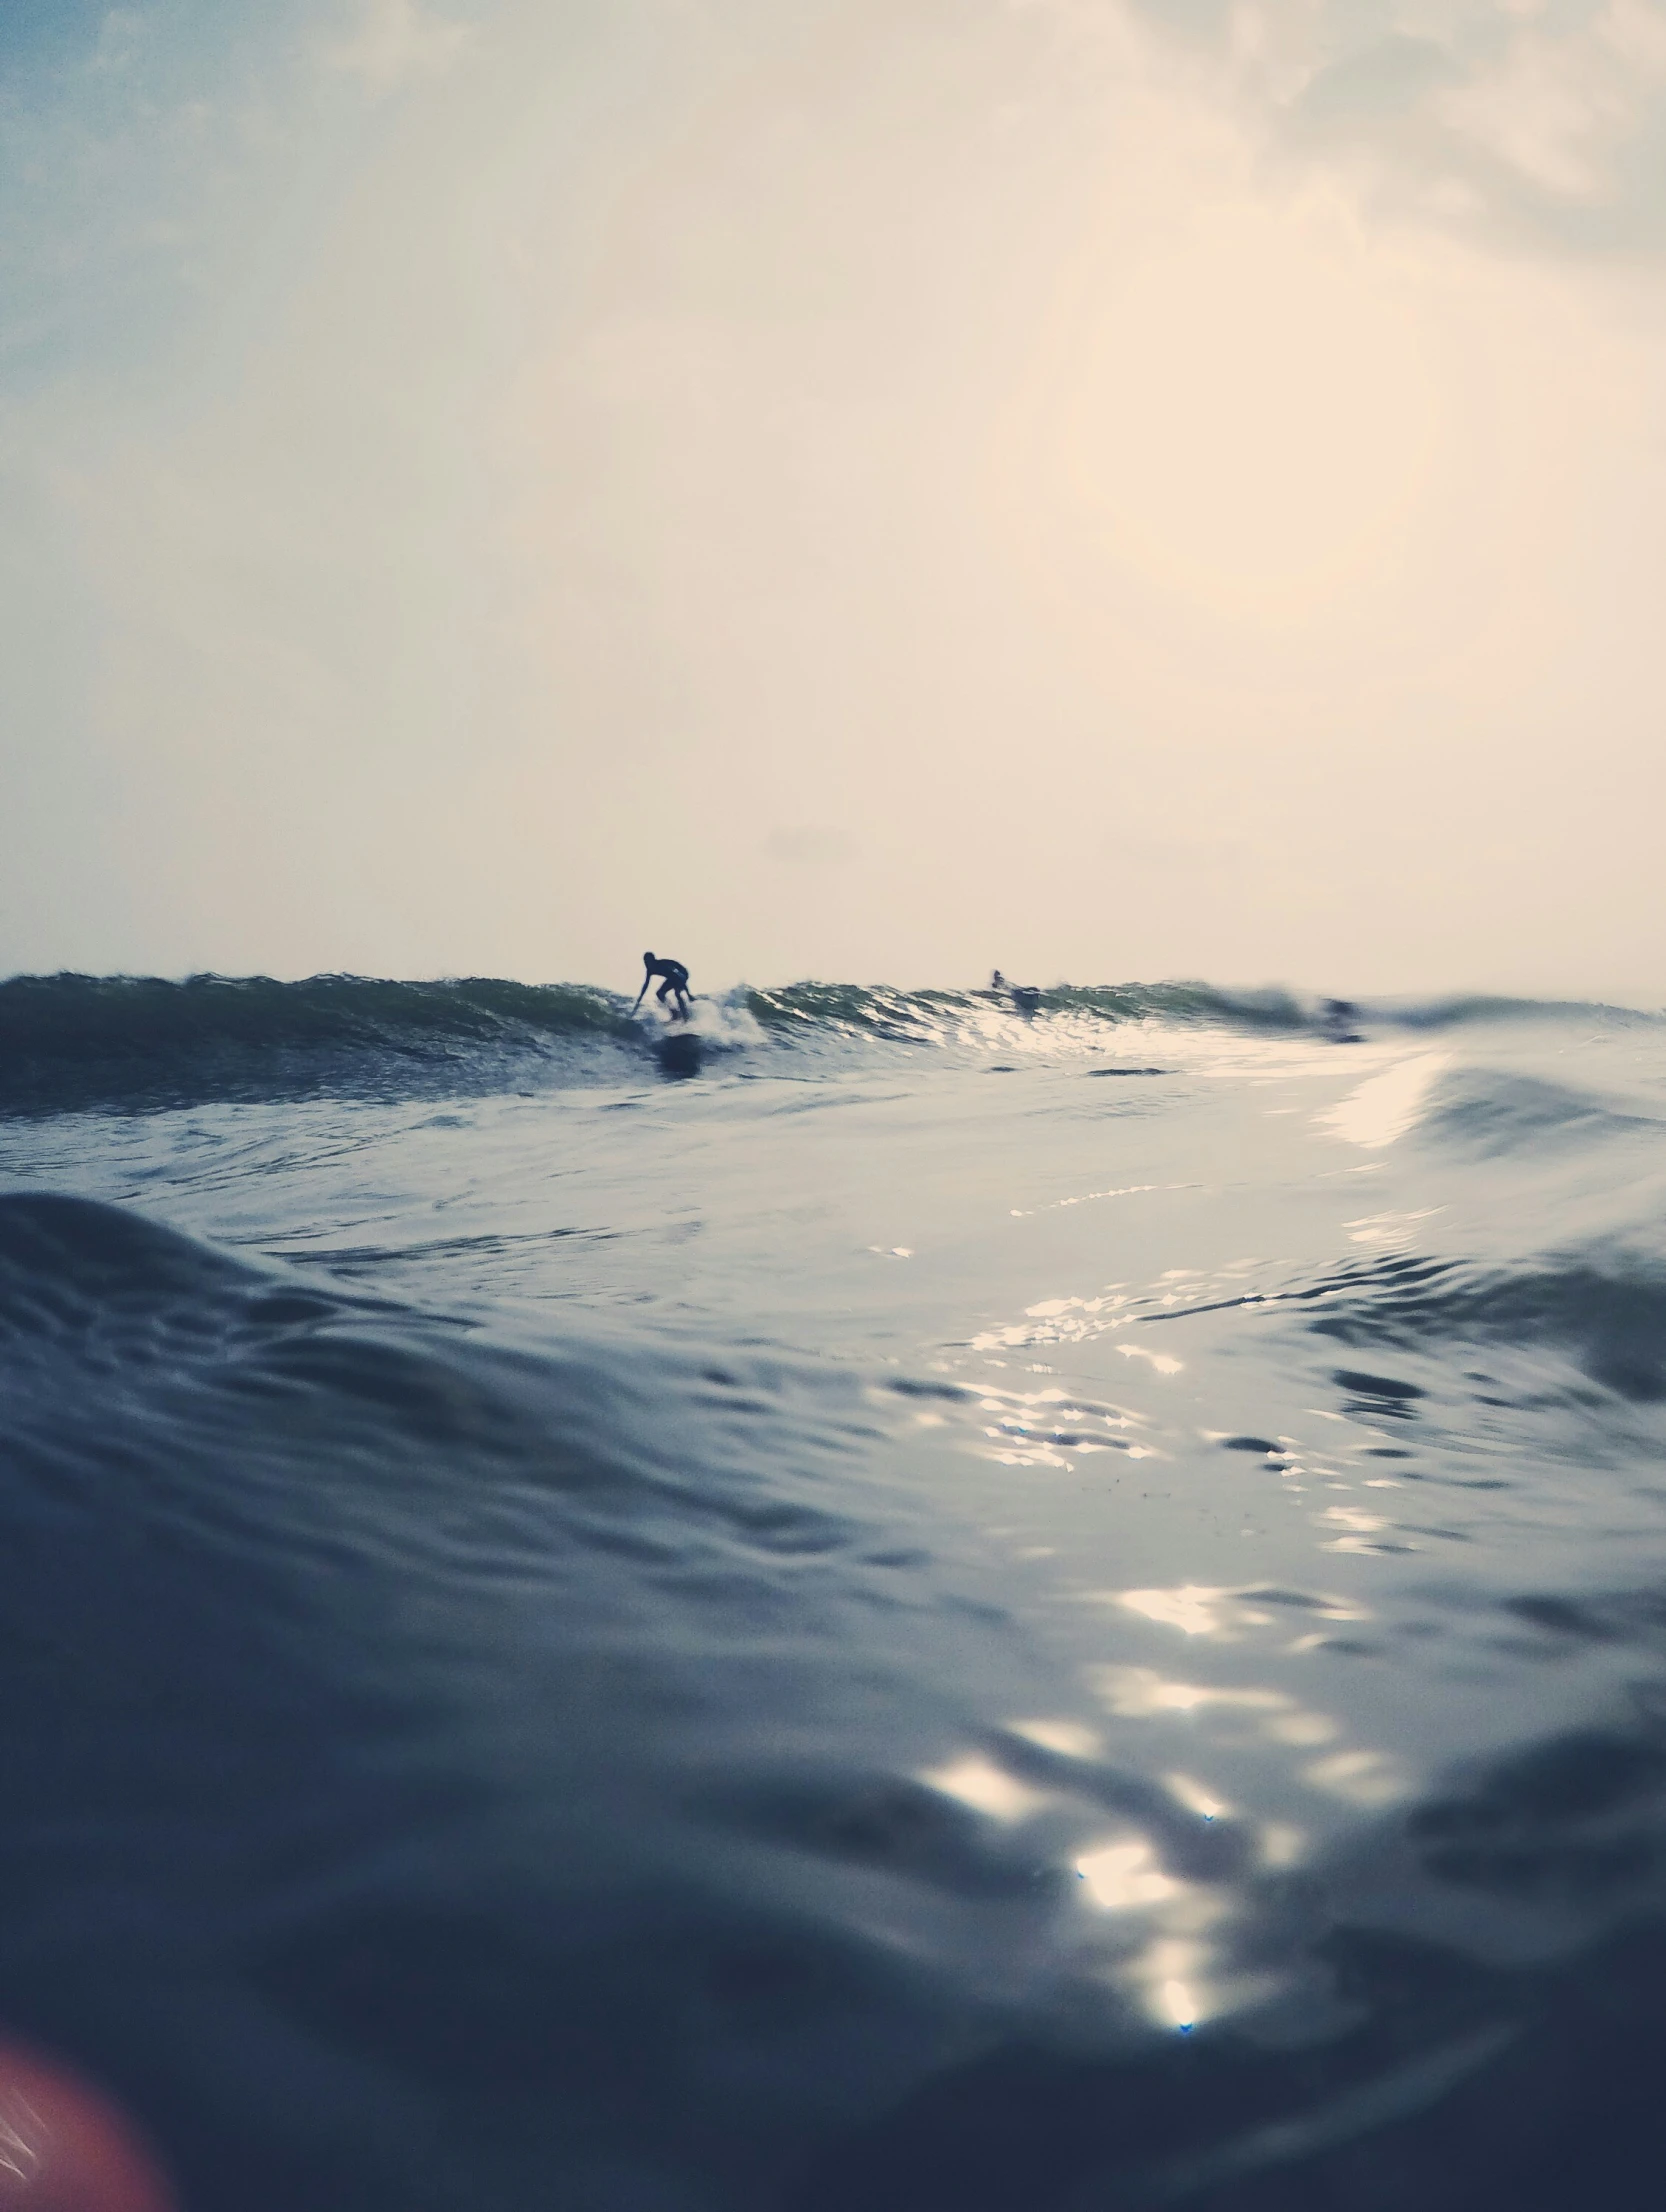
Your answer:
8;986;1666;2206
0;972;643;1113
740;978;1315;1039
1;970;1656;1114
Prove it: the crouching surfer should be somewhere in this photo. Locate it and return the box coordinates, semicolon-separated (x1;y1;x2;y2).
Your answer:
634;952;692;1021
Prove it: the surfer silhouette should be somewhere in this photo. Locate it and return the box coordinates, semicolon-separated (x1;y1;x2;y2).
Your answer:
634;952;691;1021
991;969;1041;1015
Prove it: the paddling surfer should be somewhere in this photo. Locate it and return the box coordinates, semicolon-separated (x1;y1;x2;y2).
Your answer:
634;952;692;1020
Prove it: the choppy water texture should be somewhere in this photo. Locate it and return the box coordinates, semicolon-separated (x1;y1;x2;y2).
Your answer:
4;974;1666;2208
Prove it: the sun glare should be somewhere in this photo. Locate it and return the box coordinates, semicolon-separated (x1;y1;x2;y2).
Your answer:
1014;192;1444;626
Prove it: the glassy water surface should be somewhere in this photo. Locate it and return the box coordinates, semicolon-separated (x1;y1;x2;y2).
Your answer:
3;976;1666;2208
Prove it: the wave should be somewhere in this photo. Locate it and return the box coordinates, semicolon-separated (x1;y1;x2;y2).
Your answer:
0;971;641;1113
739;979;1316;1038
11;1194;1666;2206
1420;1070;1664;1156
1377;993;1663;1032
1305;1247;1666;1403
3;971;1660;1115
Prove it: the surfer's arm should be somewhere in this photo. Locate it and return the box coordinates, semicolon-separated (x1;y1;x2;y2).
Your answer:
631;983;648;1012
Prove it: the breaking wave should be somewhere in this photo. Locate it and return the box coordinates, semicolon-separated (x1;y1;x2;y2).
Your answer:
1;970;1659;1115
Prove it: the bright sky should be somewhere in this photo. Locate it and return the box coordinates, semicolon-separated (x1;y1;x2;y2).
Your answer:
5;0;1666;997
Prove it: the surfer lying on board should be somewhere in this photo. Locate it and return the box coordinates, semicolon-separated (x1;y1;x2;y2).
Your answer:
634;952;692;1020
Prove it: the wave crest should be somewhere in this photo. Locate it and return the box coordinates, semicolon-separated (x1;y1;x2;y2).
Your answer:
3;970;1659;1114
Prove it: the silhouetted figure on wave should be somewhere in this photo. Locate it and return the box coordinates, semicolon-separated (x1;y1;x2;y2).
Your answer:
991;969;1041;1016
634;952;692;1021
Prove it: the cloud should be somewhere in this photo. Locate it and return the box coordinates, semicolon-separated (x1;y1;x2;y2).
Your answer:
8;0;1666;991
1294;35;1459;130
1105;0;1666;248
323;0;473;95
1432;3;1666;204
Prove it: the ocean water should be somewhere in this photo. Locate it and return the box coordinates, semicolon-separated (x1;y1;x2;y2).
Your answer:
4;973;1666;2208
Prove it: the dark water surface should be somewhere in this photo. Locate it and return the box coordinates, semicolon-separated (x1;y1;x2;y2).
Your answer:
4;978;1666;2207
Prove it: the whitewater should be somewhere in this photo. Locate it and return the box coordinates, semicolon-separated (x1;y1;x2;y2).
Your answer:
4;972;1666;2210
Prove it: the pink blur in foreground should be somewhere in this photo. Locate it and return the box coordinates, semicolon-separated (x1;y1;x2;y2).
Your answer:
0;2041;175;2212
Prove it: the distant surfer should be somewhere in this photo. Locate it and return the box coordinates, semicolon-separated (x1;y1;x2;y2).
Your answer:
991;969;1041;1016
634;951;692;1021
1320;998;1361;1042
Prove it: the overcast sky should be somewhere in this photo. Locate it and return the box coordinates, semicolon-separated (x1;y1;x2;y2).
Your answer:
5;0;1666;997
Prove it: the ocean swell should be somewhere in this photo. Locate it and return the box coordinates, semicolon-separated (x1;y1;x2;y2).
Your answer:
1307;1248;1666;1403
0;972;640;1114
4;971;1655;1117
0;1192;1080;2207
